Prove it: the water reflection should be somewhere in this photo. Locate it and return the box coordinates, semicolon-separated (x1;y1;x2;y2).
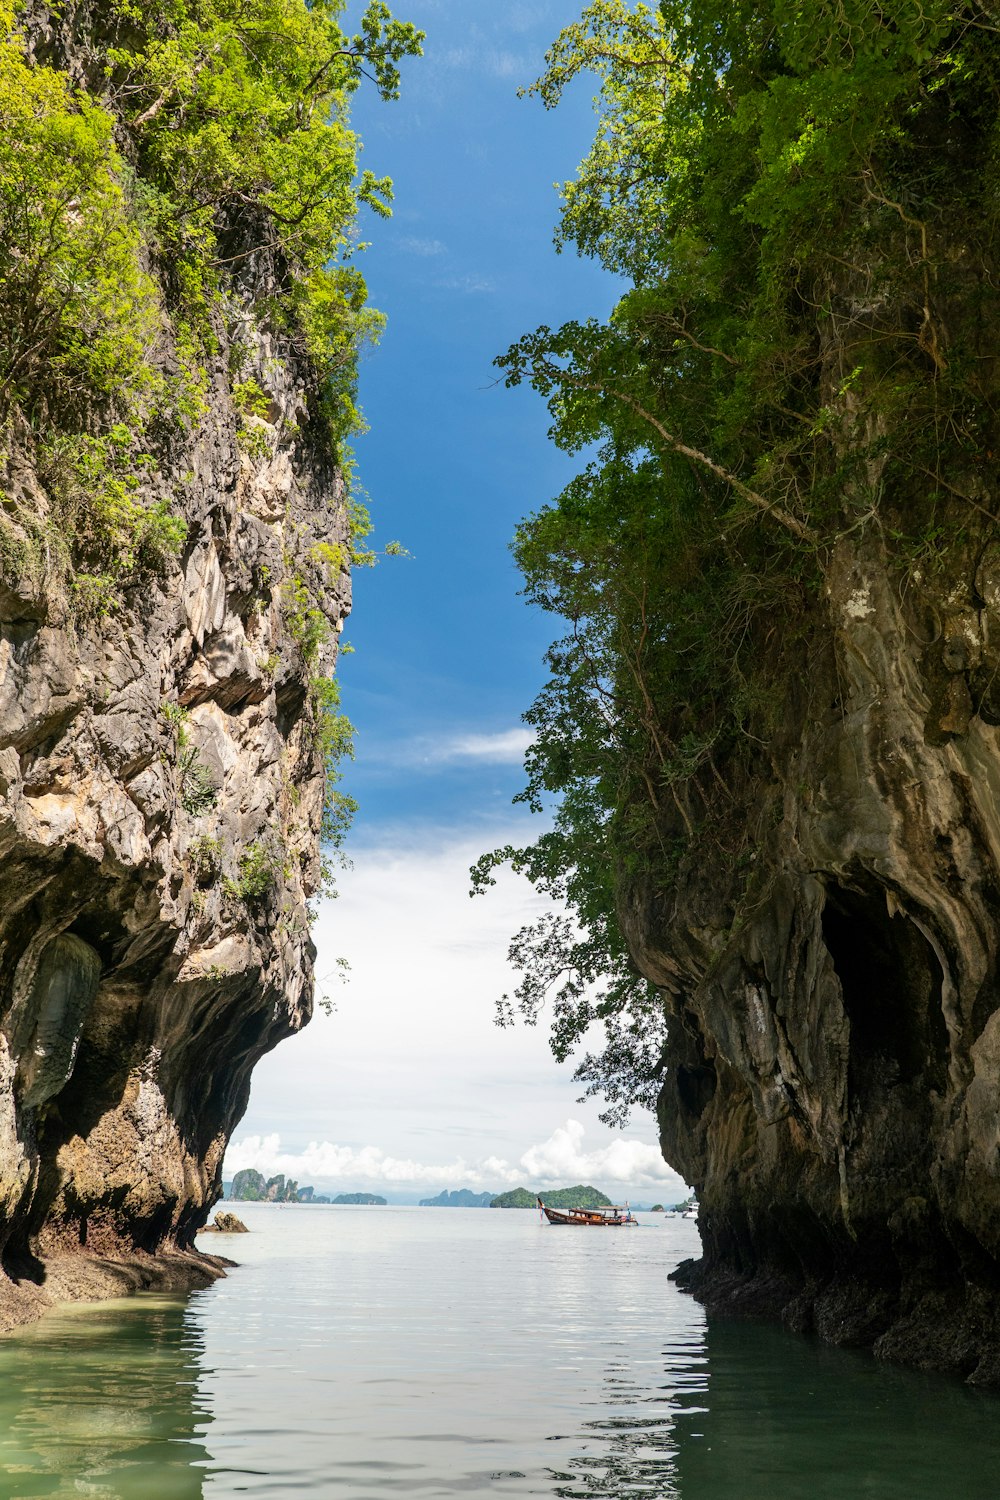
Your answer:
672;1319;1000;1500
0;1295;210;1500
546;1327;705;1498
1;1213;999;1499
548;1314;1000;1500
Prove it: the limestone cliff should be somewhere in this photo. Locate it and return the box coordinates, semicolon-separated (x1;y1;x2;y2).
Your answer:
631;530;1000;1382
0;0;375;1323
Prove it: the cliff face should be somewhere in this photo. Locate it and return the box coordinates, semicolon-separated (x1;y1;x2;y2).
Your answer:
0;6;353;1321
0;313;346;1307
631;529;1000;1380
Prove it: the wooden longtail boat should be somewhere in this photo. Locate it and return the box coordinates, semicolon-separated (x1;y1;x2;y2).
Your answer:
537;1198;638;1226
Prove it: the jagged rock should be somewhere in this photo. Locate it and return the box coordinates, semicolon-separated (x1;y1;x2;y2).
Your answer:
203;1212;249;1234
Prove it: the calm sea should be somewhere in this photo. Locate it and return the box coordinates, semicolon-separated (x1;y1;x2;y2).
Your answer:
0;1203;996;1497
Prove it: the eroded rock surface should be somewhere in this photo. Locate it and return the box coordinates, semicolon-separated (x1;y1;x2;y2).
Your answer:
629;531;1000;1381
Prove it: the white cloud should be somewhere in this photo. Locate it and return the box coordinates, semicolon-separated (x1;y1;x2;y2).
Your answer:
520;1119;673;1188
365;726;532;768
226;1120;686;1195
438;727;532;763
226;1133;517;1189
398;235;447;257
233;829;688;1200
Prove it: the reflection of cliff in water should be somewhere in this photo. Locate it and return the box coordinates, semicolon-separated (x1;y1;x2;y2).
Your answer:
672;1321;1000;1500
0;1294;209;1499
546;1318;1000;1500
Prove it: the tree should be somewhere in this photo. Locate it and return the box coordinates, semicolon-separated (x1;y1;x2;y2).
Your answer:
477;0;1000;1120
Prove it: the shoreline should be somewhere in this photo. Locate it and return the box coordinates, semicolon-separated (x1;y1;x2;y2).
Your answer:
672;1255;1000;1387
0;1247;234;1335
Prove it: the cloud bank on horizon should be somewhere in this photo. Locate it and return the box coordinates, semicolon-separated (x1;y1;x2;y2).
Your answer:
227;1119;687;1196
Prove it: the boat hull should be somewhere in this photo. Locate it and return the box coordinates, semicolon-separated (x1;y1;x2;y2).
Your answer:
538;1201;638;1227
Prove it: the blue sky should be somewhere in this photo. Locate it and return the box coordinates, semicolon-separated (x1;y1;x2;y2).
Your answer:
228;2;689;1204
340;0;619;834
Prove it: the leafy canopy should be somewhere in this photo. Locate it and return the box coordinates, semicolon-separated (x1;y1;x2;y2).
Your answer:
0;0;422;599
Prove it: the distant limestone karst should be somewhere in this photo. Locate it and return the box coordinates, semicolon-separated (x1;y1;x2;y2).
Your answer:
228;1170;329;1204
418;1188;495;1207
490;1185;613;1210
332;1193;387;1206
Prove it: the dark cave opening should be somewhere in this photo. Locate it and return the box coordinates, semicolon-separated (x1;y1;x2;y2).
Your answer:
821;882;949;1096
676;1062;717;1120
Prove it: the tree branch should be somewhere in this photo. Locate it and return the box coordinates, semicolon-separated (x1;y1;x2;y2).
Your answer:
541;360;819;544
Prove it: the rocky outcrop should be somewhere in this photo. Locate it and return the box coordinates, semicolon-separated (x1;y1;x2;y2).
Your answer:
202;1212;249;1234
630;527;1000;1381
0;23;351;1325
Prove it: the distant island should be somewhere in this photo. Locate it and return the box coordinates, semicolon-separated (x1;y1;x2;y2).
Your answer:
490;1185;613;1210
332;1193;386;1206
228;1169;330;1204
419;1189;495;1207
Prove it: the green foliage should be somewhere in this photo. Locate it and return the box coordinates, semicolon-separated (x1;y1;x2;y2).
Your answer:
489;1188;538;1209
489;1185;613;1209
178;747;218;815
311;672;357;900
311;539;348;581
188;834;222;886
232;380;270;421
40;430;187;585
483;0;1000;1120
162;704;219;815
0;6;189;596
226;838;284;906
0;9;160;423
283;568;329;664
232;378;274;457
0;0;422;604
0;501;61;596
104;0;423;449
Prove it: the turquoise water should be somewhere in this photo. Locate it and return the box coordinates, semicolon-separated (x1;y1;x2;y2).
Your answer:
0;1204;997;1497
